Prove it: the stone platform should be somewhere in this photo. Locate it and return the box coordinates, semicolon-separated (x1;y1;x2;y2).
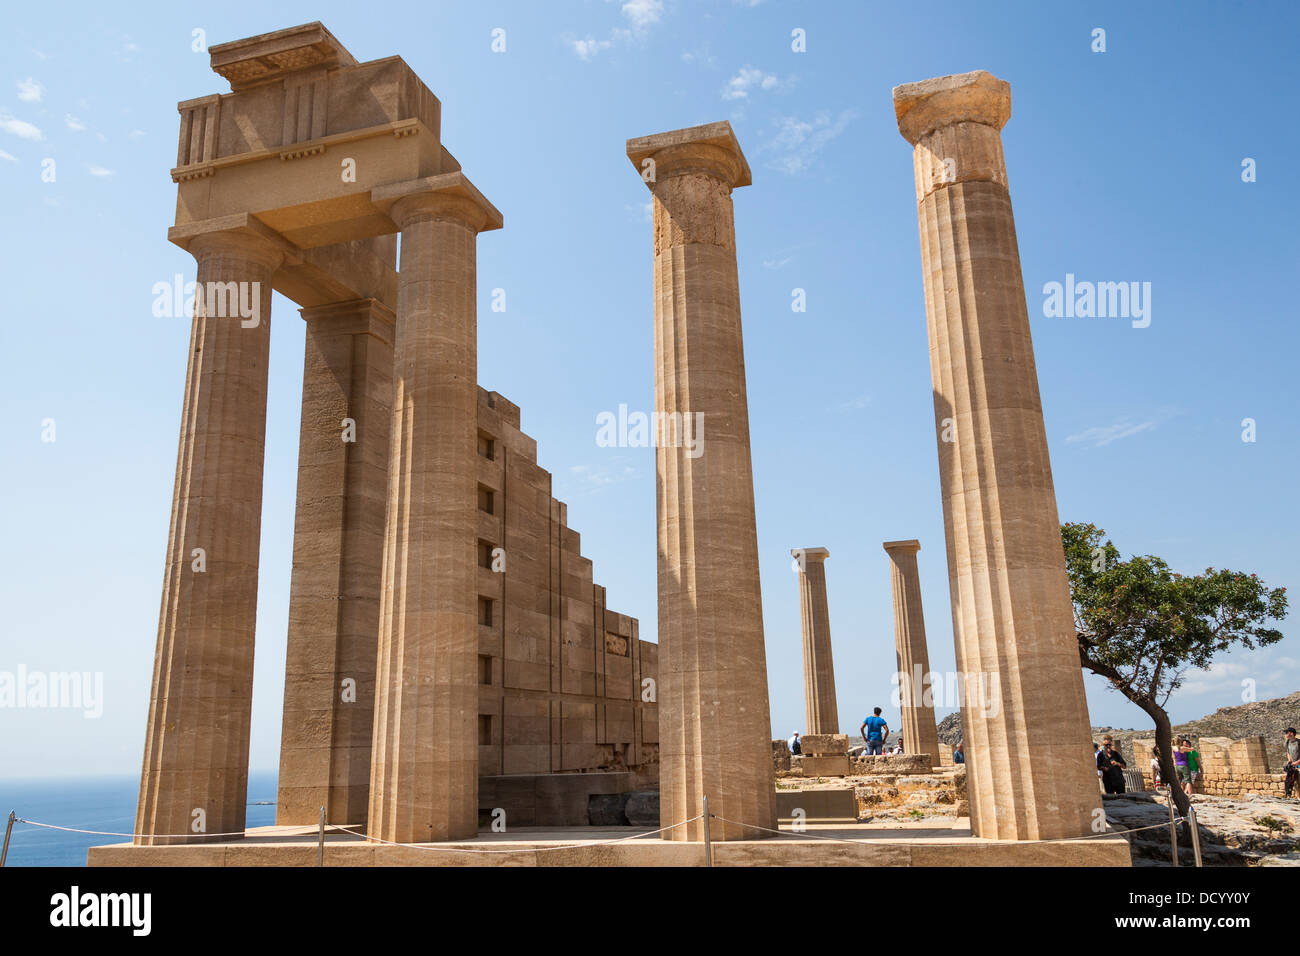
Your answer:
88;822;1131;867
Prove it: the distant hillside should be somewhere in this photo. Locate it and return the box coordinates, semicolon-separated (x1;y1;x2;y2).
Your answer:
935;691;1300;764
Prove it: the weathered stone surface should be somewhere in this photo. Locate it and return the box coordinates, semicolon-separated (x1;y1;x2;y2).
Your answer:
882;540;941;767
625;791;661;827
894;69;1100;841
775;789;857;824
852;754;932;776
146;23;659;846
136;230;283;846
800;755;850;777
629;122;775;842
792;547;839;735
801;733;848;756
588;793;632;826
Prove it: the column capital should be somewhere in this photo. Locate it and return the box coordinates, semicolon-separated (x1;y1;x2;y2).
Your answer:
373;172;503;233
893;70;1010;145
882;539;921;555
792;547;830;564
299;297;396;344
627;121;752;189
170;213;295;271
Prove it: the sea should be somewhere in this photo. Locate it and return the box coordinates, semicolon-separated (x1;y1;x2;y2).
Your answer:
0;771;280;866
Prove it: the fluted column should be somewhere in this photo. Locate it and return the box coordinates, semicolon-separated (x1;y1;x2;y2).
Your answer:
792;547;838;735
136;230;283;845
366;174;501;843
277;299;394;827
893;70;1100;839
882;540;940;765
627;122;776;842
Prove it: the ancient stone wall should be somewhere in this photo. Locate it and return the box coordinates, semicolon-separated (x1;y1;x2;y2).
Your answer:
473;388;658;781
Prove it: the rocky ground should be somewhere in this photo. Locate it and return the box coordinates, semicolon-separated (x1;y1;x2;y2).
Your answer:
1102;789;1300;866
780;767;967;824
937;690;1300;765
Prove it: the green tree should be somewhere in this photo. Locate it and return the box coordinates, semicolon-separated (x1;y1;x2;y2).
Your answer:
1061;522;1288;819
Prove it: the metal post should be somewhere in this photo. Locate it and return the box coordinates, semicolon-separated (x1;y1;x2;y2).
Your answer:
702;796;712;868
317;807;325;868
1187;804;1203;867
1167;798;1180;867
0;811;15;867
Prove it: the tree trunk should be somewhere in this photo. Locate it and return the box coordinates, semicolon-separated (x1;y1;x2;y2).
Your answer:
1077;656;1190;818
1140;703;1190;819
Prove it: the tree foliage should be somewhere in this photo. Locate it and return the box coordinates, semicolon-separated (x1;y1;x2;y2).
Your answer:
1061;521;1288;817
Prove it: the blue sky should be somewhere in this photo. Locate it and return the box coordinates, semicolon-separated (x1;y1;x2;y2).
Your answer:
2;0;1297;777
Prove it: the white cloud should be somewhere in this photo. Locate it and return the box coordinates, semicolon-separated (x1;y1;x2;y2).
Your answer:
87;165;114;177
762;109;856;175
0;149;17;161
570;36;613;60
129;129;146;139
1066;420;1157;448
762;255;792;270
17;77;44;102
621;0;663;30
0;111;44;141
65;114;87;132
723;66;783;100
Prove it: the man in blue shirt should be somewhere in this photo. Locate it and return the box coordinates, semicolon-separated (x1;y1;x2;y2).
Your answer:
861;707;889;755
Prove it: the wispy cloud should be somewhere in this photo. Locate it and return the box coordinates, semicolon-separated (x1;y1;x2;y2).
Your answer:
0;111;44;141
568;0;664;60
17;77;44;102
569;462;637;489
620;0;664;30
722;66;785;101
763;255;793;270
1066;420;1157;448
569;36;613;60
65;114;87;132
87;165;114;177
0;148;17;162
761;109;856;176
832;395;871;412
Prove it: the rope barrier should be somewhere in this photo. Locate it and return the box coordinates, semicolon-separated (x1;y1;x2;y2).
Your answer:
7;810;1189;855
9;813;704;855
706;812;1186;847
321;815;704;853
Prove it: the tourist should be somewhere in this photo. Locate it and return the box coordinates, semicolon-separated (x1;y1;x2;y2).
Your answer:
1094;742;1105;780
1184;738;1202;791
1101;736;1127;794
1284;728;1300;797
890;737;905;755
1173;739;1192;796
788;731;802;756
1150;747;1163;789
953;741;964;764
861;707;889;756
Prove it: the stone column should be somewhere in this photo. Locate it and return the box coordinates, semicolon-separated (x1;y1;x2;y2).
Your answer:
136;229;283;845
627;122;776;842
366;174;502;843
276;298;394;827
893;71;1100;839
792;547;838;735
882;540;940;765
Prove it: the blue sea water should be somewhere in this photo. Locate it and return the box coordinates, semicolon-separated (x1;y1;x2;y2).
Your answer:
0;771;279;866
